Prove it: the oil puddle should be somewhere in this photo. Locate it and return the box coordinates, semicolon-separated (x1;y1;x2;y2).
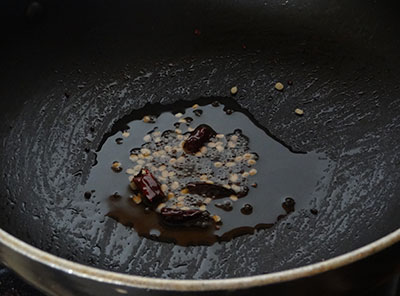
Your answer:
84;97;333;245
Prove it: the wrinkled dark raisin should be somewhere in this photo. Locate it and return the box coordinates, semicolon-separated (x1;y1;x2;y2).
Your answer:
282;197;295;214
241;204;253;215
225;109;234;115
310;208;318;215
186;182;234;199
132;169;165;206
251;183;258;188
84;191;92;199
160;208;203;222
183;124;216;154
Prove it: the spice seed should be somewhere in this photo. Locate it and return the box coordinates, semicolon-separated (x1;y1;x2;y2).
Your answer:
214;162;223;168
230;86;238;95
181;188;189;194
161;184;168;192
192;104;199;109
132;194;142;204
249;168;258;176
275;82;284;91
199;205;207;211
143;135;151;142
230;195;238;201
175;113;183;118
295;108;304;116
247;159;257;165
212;215;222;222
122;131;130;138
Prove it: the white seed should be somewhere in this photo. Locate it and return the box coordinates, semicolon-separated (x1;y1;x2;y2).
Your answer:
275;82;284;91
200;174;208;181
214;162;223;168
177;195;185;201
156;203;166;212
178;118;187;123
205;180;214;184
134;164;142;171
195;151;202;157
126;168;135;175
177;156;185;163
208;142;216;148
188;127;195;132
248;159;257;165
169;158;177;164
137;159;145;165
223;184;231;189
167;192;175;200
154;137;161;143
143;134;151;142
132;194;142;204
230;86;238;95
171;181;179;190
168;171;176;177
235;156;243;162
216;141;224;146
161;184;168;193
230;174;239;182
204;197;212;204
230;195;238;201
199;205;207;211
216;145;224;152
141;148;151;156
153;131;161;137
181;206;190;211
231;184;241;192
192;104;199;109
122;131;130;138
242;172;250;178
228;141;236;148
158;165;166;171
212;215;221;222
129;154;138;162
244;153;253;160
164;145;171;152
249;168;258;176
175;112;183;118
226;162;236;167
295;108;304;116
216;134;225;139
175;129;182;134
143;115;151;123
177;134;184;140
162;170;169;178
200;146;207;154
230;135;238;141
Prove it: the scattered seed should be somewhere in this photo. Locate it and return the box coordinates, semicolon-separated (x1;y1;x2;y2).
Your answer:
188;127;195;132
181;206;190;211
134;164;142;171
168;192;175;199
200;146;208;154
111;161;122;172
244;153;253;160
216;145;224;152
141;148;151;156
161;184;168;193
230;195;238;201
204;197;212;204
177;196;185;201
132;194;142;204
115;138;123;145
171;181;179;190
192;104;199;109
143;115;151;123
181;188;189;194
214;162;223;168
177;134;184;140
199;205;207;211
242;172;249;178
208;142;216;148
228;141;236;148
226;162;236;168
275;82;284;91
223;184;232;189
162;170;169;178
230;174;239;182
195;151;203;157
154;137;162;143
216;134;225;139
249;168;258;176
175;113;183;118
122;131;130;138
230;86;238;95
230;135;238;141
200;175;208;181
231;184;241;192
126;168;135;175
169;158;177;164
129;154;139;161
153;131;161;137
143;134;151;142
178;118;187;123
205;180;214;184
159;165;166;171
177;156;185;163
137;159;145;165
247;159;257;165
156;203;166;212
295;108;304;116
175;129;182;134
235;156;243;162
212;215;221;223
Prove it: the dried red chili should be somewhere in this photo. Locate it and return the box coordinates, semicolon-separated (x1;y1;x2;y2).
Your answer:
183;124;216;154
132;169;165;206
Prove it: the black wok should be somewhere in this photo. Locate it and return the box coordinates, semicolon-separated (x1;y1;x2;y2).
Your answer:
0;0;400;295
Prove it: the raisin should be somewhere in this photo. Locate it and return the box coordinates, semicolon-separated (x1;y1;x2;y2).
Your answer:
183;124;216;154
132;169;165;206
160;208;203;222
282;197;295;214
186;182;234;199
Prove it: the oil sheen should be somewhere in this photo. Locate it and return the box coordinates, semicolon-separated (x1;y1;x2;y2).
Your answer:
84;97;332;246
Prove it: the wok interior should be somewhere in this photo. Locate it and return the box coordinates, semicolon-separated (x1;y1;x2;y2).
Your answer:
0;0;400;279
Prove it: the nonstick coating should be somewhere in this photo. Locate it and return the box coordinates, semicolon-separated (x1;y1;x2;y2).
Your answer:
0;0;400;280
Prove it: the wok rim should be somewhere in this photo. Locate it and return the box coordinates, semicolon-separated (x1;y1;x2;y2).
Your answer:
0;227;399;291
